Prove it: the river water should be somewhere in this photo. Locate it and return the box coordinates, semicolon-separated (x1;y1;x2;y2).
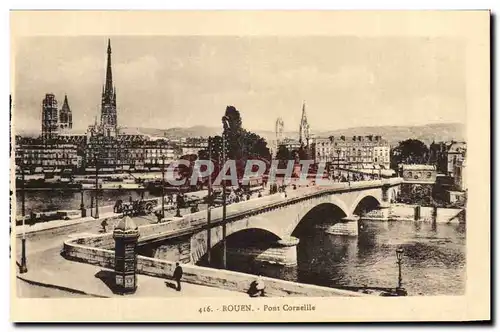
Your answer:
15;189;157;215
227;220;466;296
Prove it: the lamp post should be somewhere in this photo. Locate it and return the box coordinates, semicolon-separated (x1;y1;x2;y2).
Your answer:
19;153;28;274
161;154;166;218
207;136;212;265
94;144;100;219
175;188;182;218
20;152;26;219
80;188;86;217
336;149;341;180
396;247;405;293
221;116;230;269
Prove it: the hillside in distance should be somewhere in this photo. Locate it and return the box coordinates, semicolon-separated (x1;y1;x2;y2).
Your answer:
128;122;465;146
316;123;466;146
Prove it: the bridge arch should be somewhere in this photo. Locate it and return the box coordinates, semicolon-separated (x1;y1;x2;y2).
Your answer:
291;202;349;238
196;227;283;267
350;194;382;216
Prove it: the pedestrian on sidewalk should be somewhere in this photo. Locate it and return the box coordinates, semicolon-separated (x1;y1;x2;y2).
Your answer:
173;262;183;291
101;218;108;233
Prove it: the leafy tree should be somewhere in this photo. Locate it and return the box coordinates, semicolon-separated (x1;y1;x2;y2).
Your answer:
390;139;430;170
276;144;291;161
198;105;271;164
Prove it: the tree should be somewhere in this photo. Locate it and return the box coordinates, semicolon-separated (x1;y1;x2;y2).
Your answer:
224;106;244;160
198;105;271;165
391;139;430;170
275;144;291;163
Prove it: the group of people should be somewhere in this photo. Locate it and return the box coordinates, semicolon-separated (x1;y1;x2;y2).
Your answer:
227;188;262;203
170;262;265;297
332;173;380;183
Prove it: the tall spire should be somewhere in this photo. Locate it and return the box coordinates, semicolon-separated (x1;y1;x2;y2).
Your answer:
62;94;70;110
299;100;310;147
100;38;118;132
301;100;306;121
104;38;113;96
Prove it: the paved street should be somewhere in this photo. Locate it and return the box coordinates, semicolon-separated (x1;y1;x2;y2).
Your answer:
13;205;246;298
15;246;245;298
16;278;94;298
14;206;192;257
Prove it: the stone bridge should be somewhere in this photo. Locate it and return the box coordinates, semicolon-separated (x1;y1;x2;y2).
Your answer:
134;178;402;267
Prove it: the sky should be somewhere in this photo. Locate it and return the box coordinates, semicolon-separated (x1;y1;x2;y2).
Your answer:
13;36;466;134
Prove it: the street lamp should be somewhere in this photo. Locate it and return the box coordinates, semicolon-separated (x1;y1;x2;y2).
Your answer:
175;188;182;218
336;149;341;180
94;143;100;219
207;136;213;265
396;247;406;294
80;188;86;217
19;152;28;274
161;154;166;218
221;115;230;269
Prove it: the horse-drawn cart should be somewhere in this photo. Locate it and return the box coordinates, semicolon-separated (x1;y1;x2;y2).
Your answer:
114;198;158;216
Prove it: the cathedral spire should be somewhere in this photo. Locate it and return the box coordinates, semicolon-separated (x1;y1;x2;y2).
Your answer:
62;94;69;109
100;38;118;132
299;100;310;146
104;39;113;96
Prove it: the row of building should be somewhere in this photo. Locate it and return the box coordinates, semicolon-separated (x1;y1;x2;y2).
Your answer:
274;103;391;170
15;135;209;174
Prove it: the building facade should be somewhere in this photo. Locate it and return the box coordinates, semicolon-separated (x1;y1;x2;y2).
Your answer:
453;153;467;192
16;143;79;172
314;135;390;170
446;141;466;177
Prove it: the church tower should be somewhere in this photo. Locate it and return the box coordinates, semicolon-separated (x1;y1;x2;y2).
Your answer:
59;94;72;131
299;101;310;147
41;93;59;140
100;39;118;137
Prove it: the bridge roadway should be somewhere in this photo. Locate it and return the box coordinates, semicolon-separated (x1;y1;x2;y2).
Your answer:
136;178;402;247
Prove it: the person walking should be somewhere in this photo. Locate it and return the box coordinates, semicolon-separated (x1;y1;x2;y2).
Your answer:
173;262;183;291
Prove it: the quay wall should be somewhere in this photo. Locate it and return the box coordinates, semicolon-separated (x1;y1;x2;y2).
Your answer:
63;238;367;297
389;204;464;223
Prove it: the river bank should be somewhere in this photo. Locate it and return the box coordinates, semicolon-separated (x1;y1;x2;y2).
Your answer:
388;204;465;223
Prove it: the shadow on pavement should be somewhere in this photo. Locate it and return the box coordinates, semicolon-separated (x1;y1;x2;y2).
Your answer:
94;269;117;293
164;280;177;290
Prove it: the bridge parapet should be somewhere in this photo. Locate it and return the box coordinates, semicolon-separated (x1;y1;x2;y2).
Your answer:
132;178;403;245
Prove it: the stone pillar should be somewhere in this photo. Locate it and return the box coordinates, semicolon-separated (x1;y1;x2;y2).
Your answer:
273;236;300;266
113;216;140;295
325;216;359;236
226;236;300;267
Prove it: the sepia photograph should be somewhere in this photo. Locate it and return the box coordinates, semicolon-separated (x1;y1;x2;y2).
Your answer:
9;10;490;322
